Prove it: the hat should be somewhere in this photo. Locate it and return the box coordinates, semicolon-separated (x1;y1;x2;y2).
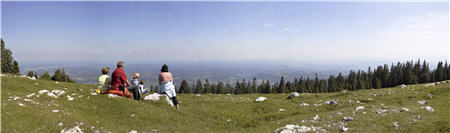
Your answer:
134;72;140;78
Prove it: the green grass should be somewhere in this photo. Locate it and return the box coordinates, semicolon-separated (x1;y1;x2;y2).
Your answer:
2;74;449;132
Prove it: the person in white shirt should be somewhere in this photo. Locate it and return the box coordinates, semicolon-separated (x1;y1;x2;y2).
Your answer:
159;64;179;110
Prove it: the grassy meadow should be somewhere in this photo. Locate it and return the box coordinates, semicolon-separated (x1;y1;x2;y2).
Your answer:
1;74;449;132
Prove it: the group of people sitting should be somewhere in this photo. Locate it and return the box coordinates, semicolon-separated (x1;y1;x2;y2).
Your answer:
94;61;180;110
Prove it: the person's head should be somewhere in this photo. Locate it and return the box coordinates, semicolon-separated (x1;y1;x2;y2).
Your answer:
117;61;125;68
161;64;168;72
101;67;110;75
140;79;145;85
134;72;140;79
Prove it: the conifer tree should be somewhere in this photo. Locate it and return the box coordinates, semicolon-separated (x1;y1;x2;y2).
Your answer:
217;81;225;94
314;73;319;93
39;71;52;80
328;75;336;92
204;78;210;93
179;80;191;93
251;77;257;93
27;70;34;77
12;60;20;75
279;76;286;93
196;79;203;94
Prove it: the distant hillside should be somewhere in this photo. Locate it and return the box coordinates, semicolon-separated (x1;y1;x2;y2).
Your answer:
2;74;449;132
20;62;344;86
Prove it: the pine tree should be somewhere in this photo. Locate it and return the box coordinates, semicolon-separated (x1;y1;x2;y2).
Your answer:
328;75;336;92
306;77;313;93
278;76;286;93
235;81;240;94
40;71;52;80
258;80;265;93
419;61;431;83
435;61;444;81
179;80;191;93
27;70;34;77
444;61;449;80
336;73;344;91
34;72;38;79
375;78;382;89
286;81;292;92
246;81;251;94
446;61;450;80
318;79;327;92
251;77;257;94
196;79;203;94
265;80;271;94
382;64;390;87
51;68;74;82
1;39;14;73
204;78;210;93
210;83;217;94
314;73;319;93
403;61;416;84
225;83;232;94
12;60;20;75
367;67;373;89
217;81;225;94
240;79;247;94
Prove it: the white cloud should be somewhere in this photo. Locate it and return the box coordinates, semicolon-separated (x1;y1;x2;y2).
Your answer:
263;23;273;29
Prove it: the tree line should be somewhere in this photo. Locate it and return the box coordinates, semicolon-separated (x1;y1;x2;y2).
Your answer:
27;69;75;83
1;38;74;83
1;39;20;74
178;60;450;94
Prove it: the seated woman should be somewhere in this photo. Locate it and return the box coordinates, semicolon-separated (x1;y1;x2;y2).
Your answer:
95;67;111;94
159;64;180;110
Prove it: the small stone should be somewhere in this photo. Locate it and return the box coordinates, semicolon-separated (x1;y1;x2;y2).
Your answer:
401;108;409;112
422;106;435;112
427;94;433;98
400;84;406;88
341;126;348;132
67;95;74;101
300;103;310;107
325;100;337;105
313;115;320;121
394;121;399;129
255;97;267;102
355;106;364;111
342;117;353;122
17;103;26;107
287;92;300;99
418;100;427;105
26;93;35;98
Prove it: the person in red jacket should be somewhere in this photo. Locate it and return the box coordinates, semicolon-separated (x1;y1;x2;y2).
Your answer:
109;61;131;98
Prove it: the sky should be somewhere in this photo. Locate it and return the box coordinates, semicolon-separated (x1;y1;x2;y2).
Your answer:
1;1;449;65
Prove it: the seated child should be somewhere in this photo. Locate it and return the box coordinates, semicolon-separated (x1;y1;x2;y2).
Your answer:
128;72;141;100
138;79;148;94
95;67;111;94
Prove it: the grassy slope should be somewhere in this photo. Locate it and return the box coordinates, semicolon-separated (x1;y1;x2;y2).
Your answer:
1;74;449;133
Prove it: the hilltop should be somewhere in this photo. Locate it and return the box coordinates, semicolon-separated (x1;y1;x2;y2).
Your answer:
1;74;449;132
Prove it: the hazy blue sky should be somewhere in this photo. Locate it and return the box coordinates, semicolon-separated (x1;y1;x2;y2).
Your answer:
2;1;448;64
